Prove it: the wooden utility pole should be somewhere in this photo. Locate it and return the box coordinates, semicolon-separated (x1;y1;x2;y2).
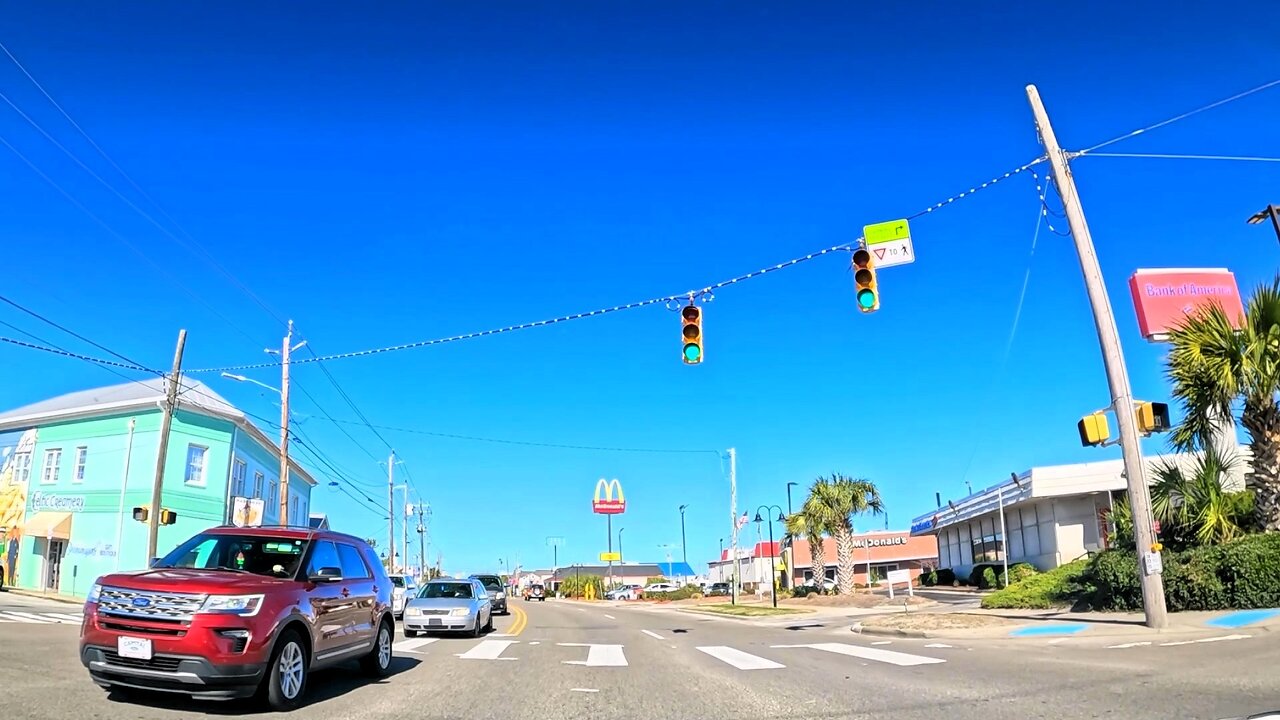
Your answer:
277;320;296;525
1026;84;1168;629
387;451;396;572
417;504;426;580
146;329;187;564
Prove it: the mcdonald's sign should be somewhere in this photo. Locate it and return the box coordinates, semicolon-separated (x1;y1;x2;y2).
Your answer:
592;478;626;515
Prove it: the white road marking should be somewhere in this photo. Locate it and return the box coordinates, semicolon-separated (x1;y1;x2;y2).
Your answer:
604;614;616;619
641;630;664;640
1048;637;1071;644
696;646;785;670
457;639;519;660
871;641;892;646
773;642;946;667
393;638;438;654
0;615;13;622
924;643;953;648
1107;641;1152;649
570;688;599;693
559;643;628;667
529;641;541;645
2;612;53;623
1162;634;1251;647
488;633;513;638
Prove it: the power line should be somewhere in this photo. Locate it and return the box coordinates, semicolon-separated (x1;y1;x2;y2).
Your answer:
0;335;156;373
1076;78;1280;155
0;292;156;373
1078;152;1280;163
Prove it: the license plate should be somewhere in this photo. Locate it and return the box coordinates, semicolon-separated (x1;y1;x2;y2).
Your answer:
428;618;441;626
117;636;152;660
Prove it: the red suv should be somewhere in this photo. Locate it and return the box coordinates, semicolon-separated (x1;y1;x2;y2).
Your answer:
80;525;396;711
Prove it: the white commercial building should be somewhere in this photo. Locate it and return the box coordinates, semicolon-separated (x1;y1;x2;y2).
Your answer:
908;448;1248;578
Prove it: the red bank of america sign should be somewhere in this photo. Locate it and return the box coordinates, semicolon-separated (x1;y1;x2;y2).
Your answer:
592;478;626;515
1128;268;1245;342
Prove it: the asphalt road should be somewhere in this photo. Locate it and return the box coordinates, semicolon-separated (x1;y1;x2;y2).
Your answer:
1;595;1276;719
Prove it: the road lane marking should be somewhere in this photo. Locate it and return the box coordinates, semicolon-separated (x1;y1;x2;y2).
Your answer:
559;643;628;667
2;612;54;623
871;641;892;646
696;646;785;670
47;613;84;622
924;643;953;648
1047;638;1072;645
773;642;945;667
1161;634;1251;647
641;630;663;640
509;605;528;636
1107;641;1152;649
604;614;616;619
394;638;439;654
570;688;599;693
457;639;519;660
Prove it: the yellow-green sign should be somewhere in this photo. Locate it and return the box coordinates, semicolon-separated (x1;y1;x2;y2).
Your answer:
599;551;621;562
864;219;911;245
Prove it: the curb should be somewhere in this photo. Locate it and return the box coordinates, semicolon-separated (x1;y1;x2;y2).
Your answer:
1;587;83;606
850;622;937;639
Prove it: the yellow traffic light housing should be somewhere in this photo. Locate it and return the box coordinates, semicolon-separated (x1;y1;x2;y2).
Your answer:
681;303;703;365
159;509;178;526
852;247;879;313
1135;401;1171;435
1078;413;1111;447
132;506;149;523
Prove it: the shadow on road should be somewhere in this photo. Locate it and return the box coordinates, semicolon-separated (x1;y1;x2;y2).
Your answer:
106;656;422;715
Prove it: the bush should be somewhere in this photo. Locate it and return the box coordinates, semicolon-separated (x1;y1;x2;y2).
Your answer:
1007;562;1039;585
981;558;1091;609
968;564;1005;589
981;567;998;589
935;568;956;586
647;585;701;601
646;576;669;585
921;570;938;587
558;574;606;599
792;585;816;598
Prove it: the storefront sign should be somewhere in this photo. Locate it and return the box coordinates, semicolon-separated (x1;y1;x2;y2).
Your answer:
67;541;118;559
29;492;86;513
910;518;935;534
853;535;909;548
1129;269;1244;341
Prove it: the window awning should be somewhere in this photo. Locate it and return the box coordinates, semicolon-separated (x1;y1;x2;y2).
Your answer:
23;512;73;540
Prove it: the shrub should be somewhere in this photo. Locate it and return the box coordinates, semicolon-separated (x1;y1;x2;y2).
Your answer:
647;585;701;601
981;558;1091;609
921;570;938;587
1007;562;1039;585
646;576;669;585
934;568;956;586
792;585;816;598
969;564;1004;589
981;567;998;590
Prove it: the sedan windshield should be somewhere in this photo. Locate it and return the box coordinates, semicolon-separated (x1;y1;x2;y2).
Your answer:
420;582;473;599
155;534;308;579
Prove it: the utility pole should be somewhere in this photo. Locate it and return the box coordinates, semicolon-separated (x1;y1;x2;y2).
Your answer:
728;447;738;606
1026;84;1168;629
417;504;426;580
273;321;305;526
387;451;396;573
402;493;410;576
146;329;187;564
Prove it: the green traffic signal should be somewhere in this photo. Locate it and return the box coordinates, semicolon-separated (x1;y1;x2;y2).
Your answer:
683;343;702;363
857;289;877;309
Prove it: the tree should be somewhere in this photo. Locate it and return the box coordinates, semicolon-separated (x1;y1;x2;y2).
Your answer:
1149;448;1254;549
804;474;884;594
785;506;827;591
1167;277;1280;532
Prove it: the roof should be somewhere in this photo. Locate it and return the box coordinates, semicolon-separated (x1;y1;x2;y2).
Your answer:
714;541;781;563
308;514;330;530
0;379;317;487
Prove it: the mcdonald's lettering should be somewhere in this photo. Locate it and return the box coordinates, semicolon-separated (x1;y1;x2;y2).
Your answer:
592;478;626;515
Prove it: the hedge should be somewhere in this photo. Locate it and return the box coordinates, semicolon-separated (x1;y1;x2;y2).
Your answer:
980;558;1090;609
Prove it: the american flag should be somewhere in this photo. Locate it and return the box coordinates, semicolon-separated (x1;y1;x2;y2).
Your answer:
735;512;749;530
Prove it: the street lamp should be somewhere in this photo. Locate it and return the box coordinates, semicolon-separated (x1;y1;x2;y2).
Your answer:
1247;204;1280;246
785;482;798;516
999;473;1026;587
678;504;689;567
618;527;625;563
753;505;786;608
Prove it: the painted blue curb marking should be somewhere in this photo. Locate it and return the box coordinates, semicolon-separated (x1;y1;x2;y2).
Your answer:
1008;622;1089;637
1204;608;1280;629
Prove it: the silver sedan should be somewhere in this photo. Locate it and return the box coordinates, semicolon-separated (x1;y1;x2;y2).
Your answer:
403;578;493;637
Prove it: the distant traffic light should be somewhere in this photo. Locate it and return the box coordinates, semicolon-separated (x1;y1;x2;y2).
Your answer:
852;247;879;313
132;506;149;523
1134;401;1171;435
159;509;178;526
681;303;703;365
1078;412;1110;447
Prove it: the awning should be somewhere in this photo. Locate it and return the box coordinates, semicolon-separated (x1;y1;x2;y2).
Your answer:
23;512;73;541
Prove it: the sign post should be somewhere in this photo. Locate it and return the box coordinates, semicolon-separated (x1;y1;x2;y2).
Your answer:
592;479;626;590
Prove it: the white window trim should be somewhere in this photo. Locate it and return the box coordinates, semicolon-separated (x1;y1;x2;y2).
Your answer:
231;459;247;497
254;471;265;499
268;479;278;509
14;451;32;485
185;444;209;487
72;446;88;484
41;448;62;485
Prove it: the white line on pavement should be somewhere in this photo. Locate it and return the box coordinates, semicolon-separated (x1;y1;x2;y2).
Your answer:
47;613;84;622
696;646;785;670
570;688;599;693
1161;634;1251;647
457;640;519;660
924;643;953;648
1047;638;1071;644
773;643;946;667
1107;641;1152;649
2;612;53;623
559;643;628;667
871;641;892;646
394;638;438;654
0;615;13;622
641;629;664;640
604;614;616;619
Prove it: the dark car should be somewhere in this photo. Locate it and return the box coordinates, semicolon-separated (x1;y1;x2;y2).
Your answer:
469;574;509;615
707;582;731;596
80;525;396;711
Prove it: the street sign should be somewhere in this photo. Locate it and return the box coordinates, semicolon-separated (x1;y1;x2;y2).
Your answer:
863;219;915;268
599;551;621;562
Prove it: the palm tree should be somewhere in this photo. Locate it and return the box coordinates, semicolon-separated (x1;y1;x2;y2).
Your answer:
1166;277;1280;532
1149;448;1254;548
806;474;884;594
785;510;827;591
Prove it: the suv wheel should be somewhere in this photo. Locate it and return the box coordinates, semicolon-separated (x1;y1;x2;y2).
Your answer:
361;619;393;677
265;630;308;711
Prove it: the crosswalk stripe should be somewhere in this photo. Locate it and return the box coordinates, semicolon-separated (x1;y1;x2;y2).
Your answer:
458;640;518;660
773;642;946;667
697;646;785;670
47;613;84;622
2;612;54;623
559;643;628;667
394;638;438;654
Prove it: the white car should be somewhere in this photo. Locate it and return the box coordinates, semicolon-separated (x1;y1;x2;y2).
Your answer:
605;586;637;600
388;574;419;617
643;582;679;594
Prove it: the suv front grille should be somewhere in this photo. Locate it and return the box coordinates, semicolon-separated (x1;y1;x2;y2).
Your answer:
98;587;207;622
102;650;185;672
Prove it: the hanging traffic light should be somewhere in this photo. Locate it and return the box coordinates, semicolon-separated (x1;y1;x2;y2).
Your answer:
159;509;178;526
1077;413;1111;447
132;506;149;523
1134;401;1171;435
852;247;879;313
681;303;703;364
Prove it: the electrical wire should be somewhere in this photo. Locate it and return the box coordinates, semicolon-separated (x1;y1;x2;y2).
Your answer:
0;335;156;373
0;292;156;373
1077;152;1280;163
185;156;1046;374
1076;79;1280;155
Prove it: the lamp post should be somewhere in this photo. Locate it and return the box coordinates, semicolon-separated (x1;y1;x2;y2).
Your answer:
1247;204;1280;246
678;504;688;567
1000;473;1025;587
618;527;625;563
753;505;785;608
785;482;797;516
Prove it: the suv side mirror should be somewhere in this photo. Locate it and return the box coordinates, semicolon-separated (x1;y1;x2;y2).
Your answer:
309;566;343;583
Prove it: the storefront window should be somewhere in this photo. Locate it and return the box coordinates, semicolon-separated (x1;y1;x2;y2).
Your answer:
185;445;207;486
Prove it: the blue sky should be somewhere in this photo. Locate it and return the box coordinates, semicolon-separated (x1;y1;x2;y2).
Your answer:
1;2;1277;575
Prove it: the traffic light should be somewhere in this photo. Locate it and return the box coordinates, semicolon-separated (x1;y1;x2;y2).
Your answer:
1135;401;1171;435
852;247;879;313
681;303;703;365
1078;412;1110;447
159;509;178;526
132;506;149;523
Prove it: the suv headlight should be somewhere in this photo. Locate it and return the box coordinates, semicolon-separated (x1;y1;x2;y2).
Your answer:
449;607;470;616
86;583;102;604
200;594;265;617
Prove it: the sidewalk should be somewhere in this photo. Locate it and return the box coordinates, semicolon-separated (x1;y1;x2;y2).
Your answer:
852;605;1280;639
0;587;82;606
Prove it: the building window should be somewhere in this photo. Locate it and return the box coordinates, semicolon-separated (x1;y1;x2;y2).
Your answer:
41;448;62;485
254;471;264;499
268;480;278;511
13;451;32;485
73;446;88;483
231;459;247;497
291;494;300;526
184;445;208;486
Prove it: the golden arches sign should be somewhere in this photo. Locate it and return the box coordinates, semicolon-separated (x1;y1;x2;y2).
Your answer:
592;478;625;515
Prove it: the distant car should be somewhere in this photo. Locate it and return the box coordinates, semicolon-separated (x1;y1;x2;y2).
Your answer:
605;586;636;601
524;584;546;601
404;578;492;637
469;574;509;615
707;582;731;596
800;578;837;592
643;582;679;595
387;574;418;617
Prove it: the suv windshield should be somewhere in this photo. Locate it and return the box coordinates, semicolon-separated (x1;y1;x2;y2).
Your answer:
420;582;473;599
155;533;309;579
472;575;503;591
389;576;406;588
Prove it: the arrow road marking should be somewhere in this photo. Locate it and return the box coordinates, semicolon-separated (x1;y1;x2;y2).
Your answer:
773;642;945;667
696;646;785;670
457;639;518;660
393;638;438;654
641;630;663;640
559;643;628;667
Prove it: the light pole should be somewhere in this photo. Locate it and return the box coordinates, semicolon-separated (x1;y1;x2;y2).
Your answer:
719;538;724;582
1248;204;1280;246
785;482;798;516
753;505;785;608
999;473;1025;587
678;504;688;566
618;527;625;563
